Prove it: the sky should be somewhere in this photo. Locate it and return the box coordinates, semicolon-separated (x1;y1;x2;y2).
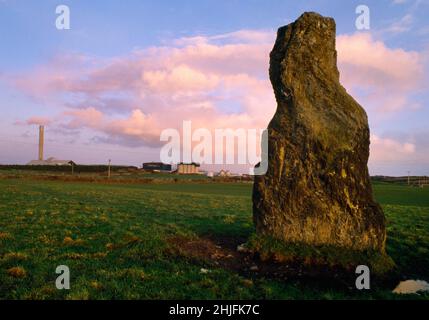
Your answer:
0;0;428;175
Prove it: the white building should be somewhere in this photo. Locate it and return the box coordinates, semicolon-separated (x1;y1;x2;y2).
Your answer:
177;162;200;174
27;157;74;166
217;169;231;177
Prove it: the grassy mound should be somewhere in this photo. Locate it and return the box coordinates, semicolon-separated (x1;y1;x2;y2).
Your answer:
247;234;396;276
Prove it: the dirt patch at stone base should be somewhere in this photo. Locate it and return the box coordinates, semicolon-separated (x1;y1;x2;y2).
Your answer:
166;234;374;289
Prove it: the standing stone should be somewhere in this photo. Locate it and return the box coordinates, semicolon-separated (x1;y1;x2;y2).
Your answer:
253;12;387;253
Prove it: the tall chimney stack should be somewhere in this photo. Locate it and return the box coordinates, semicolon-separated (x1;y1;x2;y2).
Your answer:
38;125;44;161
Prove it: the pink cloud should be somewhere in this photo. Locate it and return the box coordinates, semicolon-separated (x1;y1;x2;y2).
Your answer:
370;134;416;163
63;107;104;129
5;29;427;169
337;33;425;112
142;64;220;93
17;116;52;126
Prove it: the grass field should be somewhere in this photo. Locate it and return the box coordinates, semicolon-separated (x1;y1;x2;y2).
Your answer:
0;177;428;300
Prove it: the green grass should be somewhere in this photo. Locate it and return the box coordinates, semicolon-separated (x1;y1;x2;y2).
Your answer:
0;178;428;299
373;182;429;207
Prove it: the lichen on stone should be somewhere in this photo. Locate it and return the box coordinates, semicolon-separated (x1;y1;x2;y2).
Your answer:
252;12;389;265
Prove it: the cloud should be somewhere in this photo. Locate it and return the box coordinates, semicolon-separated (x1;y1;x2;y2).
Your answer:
174;29;275;46
63;107;104;129
370;134;416;163
7;30;275;149
5;28;427;171
383;14;414;34
142;64;220;93
63;107;161;147
337;33;425;112
14;116;52;126
368;132;429;175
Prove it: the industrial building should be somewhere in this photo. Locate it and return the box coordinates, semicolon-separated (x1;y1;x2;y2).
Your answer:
27;157;75;166
142;162;172;172
177;162;200;174
26;125;74;166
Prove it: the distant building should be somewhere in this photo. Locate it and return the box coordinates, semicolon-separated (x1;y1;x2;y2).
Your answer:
26;125;76;166
177;162;200;174
142;162;172;172
217;169;231;177
27;157;75;166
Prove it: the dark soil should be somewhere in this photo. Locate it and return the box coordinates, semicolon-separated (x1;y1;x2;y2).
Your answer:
167;233;401;292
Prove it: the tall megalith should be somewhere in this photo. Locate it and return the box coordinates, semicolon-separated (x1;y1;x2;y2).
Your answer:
253;12;387;254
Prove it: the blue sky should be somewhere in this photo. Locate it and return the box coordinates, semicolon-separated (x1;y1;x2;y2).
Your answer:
1;0;427;65
0;0;428;175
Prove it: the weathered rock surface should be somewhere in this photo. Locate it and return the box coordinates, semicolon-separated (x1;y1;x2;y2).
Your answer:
253;12;387;253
